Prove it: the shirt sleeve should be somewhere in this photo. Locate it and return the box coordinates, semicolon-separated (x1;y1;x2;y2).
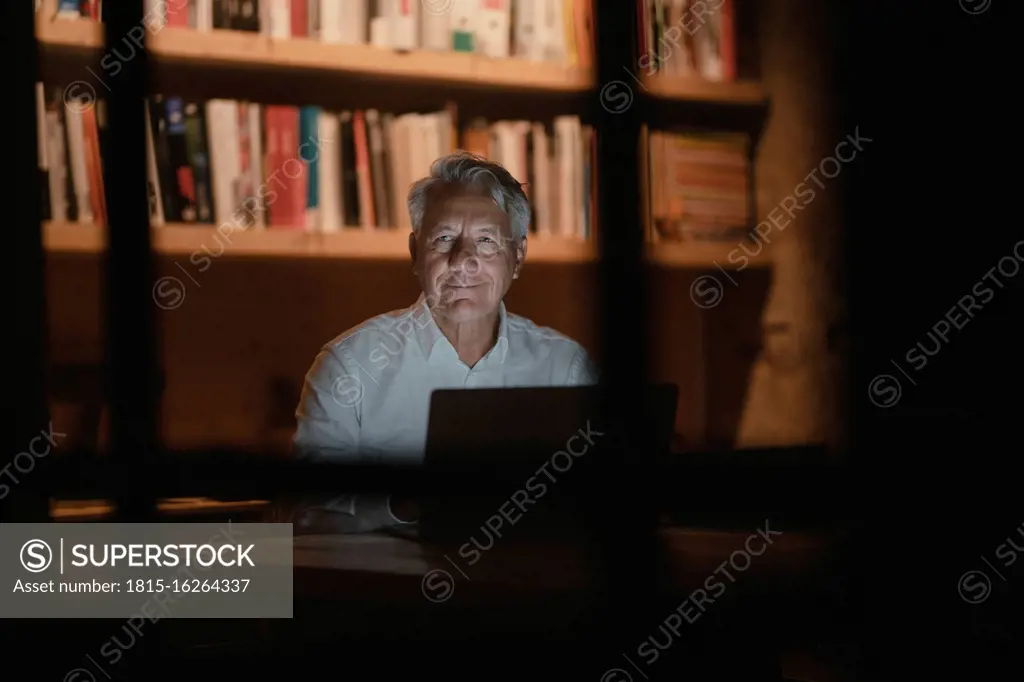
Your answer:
290;347;401;532
293;345;362;460
566;345;599;385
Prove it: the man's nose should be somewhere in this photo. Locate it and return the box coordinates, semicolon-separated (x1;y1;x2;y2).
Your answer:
449;239;482;276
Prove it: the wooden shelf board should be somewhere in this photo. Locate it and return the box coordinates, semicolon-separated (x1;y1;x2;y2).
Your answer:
641;74;767;105
43;222;596;263
35;17;592;93
44;224;771;267
647;240;773;268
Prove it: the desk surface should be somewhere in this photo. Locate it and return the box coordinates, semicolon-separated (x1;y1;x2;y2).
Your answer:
277;525;843;604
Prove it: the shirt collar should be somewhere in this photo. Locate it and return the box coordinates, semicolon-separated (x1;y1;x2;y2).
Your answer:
412;293;509;365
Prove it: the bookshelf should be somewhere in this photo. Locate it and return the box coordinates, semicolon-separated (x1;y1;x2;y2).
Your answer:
35;0;772;270
43;223;771;268
640;74;767;105
34;8;592;93
43;221;598;263
647;240;770;268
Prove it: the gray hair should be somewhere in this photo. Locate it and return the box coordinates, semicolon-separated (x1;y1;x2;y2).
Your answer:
407;152;530;243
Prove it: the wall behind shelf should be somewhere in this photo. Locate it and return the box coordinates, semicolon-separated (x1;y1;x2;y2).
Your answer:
46;253;730;451
734;0;846;451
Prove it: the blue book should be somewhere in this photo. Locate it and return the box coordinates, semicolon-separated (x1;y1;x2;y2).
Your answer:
299;106;321;231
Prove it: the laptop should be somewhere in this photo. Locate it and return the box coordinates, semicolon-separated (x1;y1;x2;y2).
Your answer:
397;384;678;544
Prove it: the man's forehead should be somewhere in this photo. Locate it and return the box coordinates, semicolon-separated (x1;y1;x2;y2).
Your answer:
425;189;508;225
429;189;501;213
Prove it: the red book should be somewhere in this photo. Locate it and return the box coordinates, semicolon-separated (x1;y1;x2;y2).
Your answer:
81;107;107;226
290;0;308;37
719;0;737;81
264;106;306;229
352;111;375;229
165;0;190;27
80;0;100;20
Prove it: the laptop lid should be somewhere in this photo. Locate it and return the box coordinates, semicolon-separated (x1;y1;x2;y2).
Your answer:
417;385;678;541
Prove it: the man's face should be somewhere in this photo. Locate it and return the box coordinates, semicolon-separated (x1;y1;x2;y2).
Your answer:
411;184;526;325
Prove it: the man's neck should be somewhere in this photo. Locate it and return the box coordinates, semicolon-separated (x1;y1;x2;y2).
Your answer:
434;311;501;368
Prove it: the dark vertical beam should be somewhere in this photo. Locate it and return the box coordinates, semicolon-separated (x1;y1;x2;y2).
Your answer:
104;0;159;521
0;0;51;524
592;0;657;663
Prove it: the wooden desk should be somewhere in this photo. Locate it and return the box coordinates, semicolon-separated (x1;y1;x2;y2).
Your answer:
271;525;844;604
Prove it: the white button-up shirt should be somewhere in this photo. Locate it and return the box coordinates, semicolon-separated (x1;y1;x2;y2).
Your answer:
293;294;598;465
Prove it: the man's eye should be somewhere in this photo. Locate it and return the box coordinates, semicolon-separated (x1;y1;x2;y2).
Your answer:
436;235;453;242
479;236;495;243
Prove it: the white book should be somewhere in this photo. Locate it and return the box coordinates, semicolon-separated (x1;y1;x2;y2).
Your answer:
537;0;565;63
339;0;368;44
205;100;242;229
530;122;550;236
366;110;390;229
382;113;398;227
476;0;511;58
35;83;48;181
512;0;535;59
319;0;343;43
438;109;453;155
369;16;390;46
493;122;519;184
554;116;576;238
695;3;724;81
420;3;450;51
45;111;67;222
267;0;291;39
64;108;93;224
317;113;342;231
574;120;585;238
143;101;165;225
390;115;412;232
144;0;167;31
421;114;441;181
246;103;265;229
391;0;418;49
194;0;213;30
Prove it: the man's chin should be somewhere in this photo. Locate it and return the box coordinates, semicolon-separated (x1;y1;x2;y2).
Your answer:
439;298;491;323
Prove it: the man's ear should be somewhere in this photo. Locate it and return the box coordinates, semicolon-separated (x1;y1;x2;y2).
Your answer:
409;232;417;271
512;237;527;280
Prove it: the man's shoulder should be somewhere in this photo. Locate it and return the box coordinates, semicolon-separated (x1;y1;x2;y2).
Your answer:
322;303;421;356
505;311;588;358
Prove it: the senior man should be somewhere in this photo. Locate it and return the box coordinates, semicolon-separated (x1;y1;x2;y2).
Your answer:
288;151;597;533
